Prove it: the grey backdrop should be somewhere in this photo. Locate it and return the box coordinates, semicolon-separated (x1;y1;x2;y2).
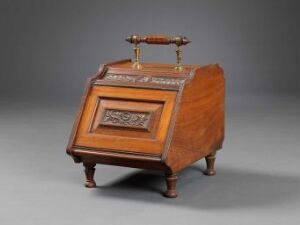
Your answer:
1;1;299;225
1;0;299;105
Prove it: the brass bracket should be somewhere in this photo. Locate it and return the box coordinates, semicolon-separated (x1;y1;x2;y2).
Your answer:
126;35;142;69
173;36;189;71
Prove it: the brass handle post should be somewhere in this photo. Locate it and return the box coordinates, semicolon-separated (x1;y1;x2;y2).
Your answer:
174;44;183;71
126;35;142;69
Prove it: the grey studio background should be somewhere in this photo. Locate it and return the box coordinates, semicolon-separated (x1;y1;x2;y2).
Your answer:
0;0;299;225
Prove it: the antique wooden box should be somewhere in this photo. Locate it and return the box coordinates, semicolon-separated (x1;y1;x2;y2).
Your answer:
67;35;225;198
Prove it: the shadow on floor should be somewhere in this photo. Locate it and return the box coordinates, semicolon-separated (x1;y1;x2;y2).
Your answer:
92;165;300;210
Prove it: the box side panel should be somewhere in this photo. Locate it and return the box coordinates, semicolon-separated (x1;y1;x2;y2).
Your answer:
165;64;225;173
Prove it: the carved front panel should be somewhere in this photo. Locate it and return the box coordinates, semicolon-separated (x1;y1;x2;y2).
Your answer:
103;73;185;87
100;109;151;129
74;86;177;155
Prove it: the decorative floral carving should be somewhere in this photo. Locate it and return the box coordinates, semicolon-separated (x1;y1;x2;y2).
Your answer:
104;74;136;82
151;77;185;86
101;109;150;128
103;73;185;86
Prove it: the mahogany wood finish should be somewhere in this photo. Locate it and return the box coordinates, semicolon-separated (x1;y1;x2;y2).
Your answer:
75;86;176;154
67;58;225;198
143;35;172;45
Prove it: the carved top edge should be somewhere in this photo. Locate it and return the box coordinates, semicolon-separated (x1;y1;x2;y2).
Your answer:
102;73;186;87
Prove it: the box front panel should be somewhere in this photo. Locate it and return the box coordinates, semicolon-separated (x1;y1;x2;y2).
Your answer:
74;86;177;155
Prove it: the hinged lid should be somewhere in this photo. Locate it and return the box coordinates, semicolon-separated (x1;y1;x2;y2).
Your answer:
93;60;199;90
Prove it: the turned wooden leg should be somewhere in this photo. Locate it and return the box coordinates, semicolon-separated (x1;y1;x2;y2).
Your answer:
83;163;96;188
204;151;216;176
164;173;178;198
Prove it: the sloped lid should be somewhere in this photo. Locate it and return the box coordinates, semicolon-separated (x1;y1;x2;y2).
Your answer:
106;60;198;77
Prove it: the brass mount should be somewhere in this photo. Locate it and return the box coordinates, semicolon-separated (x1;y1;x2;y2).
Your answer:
127;35;142;69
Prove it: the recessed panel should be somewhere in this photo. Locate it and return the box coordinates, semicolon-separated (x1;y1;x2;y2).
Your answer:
89;98;164;139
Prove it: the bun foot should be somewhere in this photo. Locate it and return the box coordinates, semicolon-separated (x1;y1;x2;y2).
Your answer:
164;190;178;198
204;151;216;176
83;163;96;188
164;173;178;198
204;169;216;176
85;180;96;188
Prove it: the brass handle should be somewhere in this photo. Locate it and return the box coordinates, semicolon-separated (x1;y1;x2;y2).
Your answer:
126;35;191;71
126;35;190;46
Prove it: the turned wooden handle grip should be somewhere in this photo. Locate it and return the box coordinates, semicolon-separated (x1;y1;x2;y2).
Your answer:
143;35;172;45
126;35;190;46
